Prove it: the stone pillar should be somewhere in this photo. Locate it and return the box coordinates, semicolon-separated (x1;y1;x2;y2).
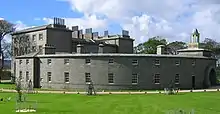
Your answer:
77;44;84;53
98;44;104;53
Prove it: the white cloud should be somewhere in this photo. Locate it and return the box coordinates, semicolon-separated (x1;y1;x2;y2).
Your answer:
3;21;29;43
59;0;220;45
34;18;41;21
14;20;29;31
0;18;4;20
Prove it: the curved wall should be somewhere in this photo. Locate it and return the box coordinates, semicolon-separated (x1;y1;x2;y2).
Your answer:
32;55;216;90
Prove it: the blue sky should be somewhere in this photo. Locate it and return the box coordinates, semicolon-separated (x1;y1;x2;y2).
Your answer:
1;0;220;44
1;0;82;25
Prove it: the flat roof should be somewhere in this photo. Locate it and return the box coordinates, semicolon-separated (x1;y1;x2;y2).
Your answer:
15;53;216;60
177;48;211;52
11;24;72;35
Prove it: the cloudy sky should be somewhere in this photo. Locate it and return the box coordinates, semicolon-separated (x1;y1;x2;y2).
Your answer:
1;0;220;45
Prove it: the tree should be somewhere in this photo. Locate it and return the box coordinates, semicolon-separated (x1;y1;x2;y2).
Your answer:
12;34;33;56
167;41;187;55
2;39;11;59
134;36;167;54
0;19;15;83
200;38;220;55
15;74;23;102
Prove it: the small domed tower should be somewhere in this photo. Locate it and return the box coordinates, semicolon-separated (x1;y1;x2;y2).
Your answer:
189;28;200;49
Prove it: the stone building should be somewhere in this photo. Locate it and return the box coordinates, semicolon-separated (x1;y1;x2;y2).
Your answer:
11;18;217;90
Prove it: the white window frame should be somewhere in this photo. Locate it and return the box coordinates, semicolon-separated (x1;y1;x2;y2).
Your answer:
132;73;138;84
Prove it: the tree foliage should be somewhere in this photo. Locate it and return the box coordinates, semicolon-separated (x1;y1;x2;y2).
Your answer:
134;36;167;54
12;34;32;56
200;38;220;55
134;36;187;54
167;41;187;55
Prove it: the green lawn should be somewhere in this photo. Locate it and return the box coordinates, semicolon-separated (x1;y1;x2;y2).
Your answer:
0;92;220;114
0;83;15;89
0;83;163;92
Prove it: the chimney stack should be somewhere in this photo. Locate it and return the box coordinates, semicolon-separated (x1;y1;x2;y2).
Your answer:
72;26;79;38
84;28;93;39
78;30;83;39
157;45;166;55
92;32;99;40
104;30;108;37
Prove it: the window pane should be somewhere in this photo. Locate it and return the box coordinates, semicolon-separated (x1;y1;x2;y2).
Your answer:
108;73;114;84
85;73;91;83
132;73;138;84
85;59;91;64
47;72;52;82
64;72;69;83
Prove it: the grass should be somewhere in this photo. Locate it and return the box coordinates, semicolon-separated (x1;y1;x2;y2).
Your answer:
0;83;15;89
0;83;164;92
0;92;220;114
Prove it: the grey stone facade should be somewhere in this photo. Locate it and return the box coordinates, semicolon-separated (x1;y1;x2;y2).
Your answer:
15;54;216;90
11;18;217;90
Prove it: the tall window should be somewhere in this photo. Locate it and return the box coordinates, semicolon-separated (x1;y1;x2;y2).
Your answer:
32;34;36;41
155;59;160;65
47;59;52;65
85;58;91;64
64;72;69;83
175;60;180;66
47;72;52;82
64;59;70;65
132;59;138;65
32;46;36;51
19;71;22;79
108;73;114;84
192;60;196;66
26;71;29;82
85;73;91;83
154;73;160;84
175;74;180;84
26;59;29;64
108;58;114;64
19;60;22;64
132;73;138;84
39;33;43;40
